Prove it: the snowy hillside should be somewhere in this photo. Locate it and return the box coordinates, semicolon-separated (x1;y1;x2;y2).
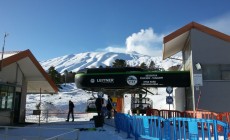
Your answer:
26;83;91;113
40;51;181;73
26;83;173;119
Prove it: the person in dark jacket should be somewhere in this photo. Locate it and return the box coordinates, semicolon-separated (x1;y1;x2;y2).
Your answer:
146;105;152;116
66;100;74;122
106;96;113;119
95;96;104;116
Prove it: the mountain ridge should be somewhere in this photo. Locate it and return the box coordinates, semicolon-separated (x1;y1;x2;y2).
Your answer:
40;51;181;74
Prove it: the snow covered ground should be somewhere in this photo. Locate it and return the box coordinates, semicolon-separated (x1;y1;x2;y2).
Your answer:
18;83;152;140
26;83;172;116
22;83;172;140
26;83;93;114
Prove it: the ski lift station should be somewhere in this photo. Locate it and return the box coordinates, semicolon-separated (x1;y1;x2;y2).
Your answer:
0;50;58;125
75;22;230;114
1;21;230;140
0;21;230;133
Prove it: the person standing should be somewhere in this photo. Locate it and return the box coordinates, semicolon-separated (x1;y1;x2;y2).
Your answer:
95;96;104;116
66;100;74;122
106;96;113;119
146;105;152;116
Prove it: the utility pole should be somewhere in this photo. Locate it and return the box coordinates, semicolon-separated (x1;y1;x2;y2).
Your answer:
0;33;9;71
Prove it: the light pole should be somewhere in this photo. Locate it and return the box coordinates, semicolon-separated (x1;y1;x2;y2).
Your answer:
0;33;9;71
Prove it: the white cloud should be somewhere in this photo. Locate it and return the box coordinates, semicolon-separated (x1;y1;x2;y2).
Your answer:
104;28;165;57
125;28;164;56
103;12;230;57
202;12;230;35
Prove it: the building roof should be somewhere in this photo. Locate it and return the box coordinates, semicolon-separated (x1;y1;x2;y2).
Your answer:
0;49;58;94
162;22;230;60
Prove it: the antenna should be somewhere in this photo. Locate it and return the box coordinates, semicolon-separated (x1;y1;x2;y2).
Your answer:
0;33;9;71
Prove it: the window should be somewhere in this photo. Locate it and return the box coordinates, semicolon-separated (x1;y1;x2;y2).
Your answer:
0;86;7;109
222;71;230;80
203;64;230;80
7;87;14;109
0;85;15;110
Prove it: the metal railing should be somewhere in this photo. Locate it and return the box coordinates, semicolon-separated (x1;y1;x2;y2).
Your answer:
25;109;93;123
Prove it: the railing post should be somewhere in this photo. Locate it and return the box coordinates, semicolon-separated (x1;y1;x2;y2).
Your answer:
126;115;132;138
114;113;120;133
143;117;149;136
213;120;218;140
46;110;49;123
133;116;139;140
188;120;198;140
226;122;229;140
39;110;41;126
164;119;171;140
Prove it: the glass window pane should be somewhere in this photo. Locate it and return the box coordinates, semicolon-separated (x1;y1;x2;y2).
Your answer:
7;87;14;109
220;64;230;71
1;92;7;109
222;71;230;80
0;85;8;109
203;65;221;80
0;85;15;110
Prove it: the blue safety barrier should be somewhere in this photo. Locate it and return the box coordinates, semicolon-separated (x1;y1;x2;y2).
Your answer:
114;113;229;140
114;113;133;138
168;117;229;140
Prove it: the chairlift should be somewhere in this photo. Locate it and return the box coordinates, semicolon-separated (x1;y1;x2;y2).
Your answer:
86;98;97;113
85;91;105;113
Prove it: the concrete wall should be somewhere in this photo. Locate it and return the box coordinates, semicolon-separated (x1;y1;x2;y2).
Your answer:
0;63;23;85
191;29;230;112
174;88;186;112
19;77;27;123
199;81;230;112
0;111;12;125
191;29;230;64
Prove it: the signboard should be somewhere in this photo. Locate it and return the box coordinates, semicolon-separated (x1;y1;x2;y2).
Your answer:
166;96;173;104
194;74;203;86
166;86;173;94
33;110;41;115
76;71;190;90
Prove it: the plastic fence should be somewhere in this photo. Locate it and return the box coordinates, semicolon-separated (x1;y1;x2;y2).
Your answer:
115;113;229;140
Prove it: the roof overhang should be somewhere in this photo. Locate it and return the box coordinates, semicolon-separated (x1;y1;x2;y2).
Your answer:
162;22;230;60
0;50;58;94
163;31;190;60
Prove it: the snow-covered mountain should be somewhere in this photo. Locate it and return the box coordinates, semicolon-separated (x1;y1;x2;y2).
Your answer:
40;51;181;73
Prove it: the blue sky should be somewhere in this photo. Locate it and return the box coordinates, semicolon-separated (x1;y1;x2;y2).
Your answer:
1;0;230;61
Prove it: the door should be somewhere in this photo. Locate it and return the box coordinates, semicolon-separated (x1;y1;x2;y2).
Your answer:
13;92;21;123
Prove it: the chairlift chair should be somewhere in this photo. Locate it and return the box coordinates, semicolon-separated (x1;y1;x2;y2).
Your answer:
86;98;97;113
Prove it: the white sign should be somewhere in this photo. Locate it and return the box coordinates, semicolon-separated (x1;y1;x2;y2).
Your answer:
97;78;114;83
194;74;203;86
166;86;173;94
127;75;138;86
90;79;95;83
